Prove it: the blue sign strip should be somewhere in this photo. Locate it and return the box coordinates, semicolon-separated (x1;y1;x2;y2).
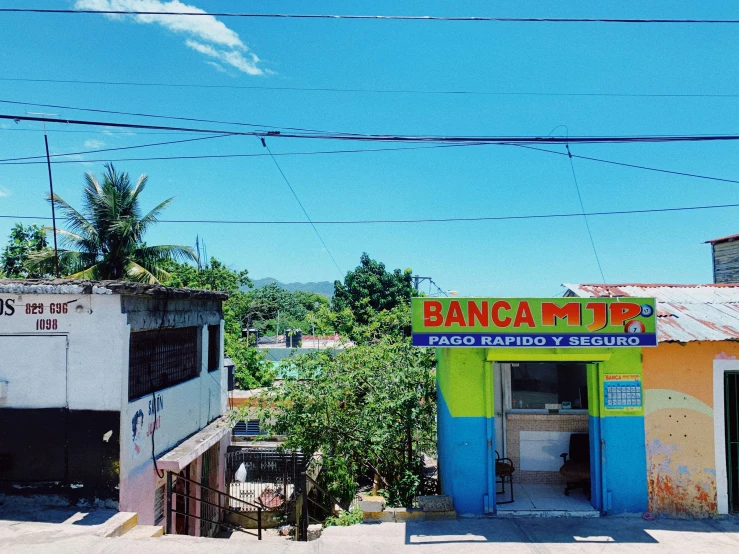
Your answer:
411;333;657;348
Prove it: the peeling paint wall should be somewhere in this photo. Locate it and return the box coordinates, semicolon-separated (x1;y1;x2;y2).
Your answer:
642;342;739;516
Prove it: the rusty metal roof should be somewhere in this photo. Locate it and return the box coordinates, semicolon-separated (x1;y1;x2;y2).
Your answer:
563;283;739;343
706;233;739;245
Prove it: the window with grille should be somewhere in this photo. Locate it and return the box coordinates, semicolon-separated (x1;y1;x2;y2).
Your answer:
208;324;220;372
128;326;199;401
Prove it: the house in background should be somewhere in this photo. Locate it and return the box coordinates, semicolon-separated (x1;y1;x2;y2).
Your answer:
0;279;230;536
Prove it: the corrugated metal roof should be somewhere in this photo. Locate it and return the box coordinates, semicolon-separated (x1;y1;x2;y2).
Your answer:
563;283;739;343
706;233;739;245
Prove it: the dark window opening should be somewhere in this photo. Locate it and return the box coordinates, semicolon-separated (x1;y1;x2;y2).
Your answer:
510;362;588;410
208;324;220;372
128;326;199;401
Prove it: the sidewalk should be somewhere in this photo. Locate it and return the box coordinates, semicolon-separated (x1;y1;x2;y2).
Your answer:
3;512;739;553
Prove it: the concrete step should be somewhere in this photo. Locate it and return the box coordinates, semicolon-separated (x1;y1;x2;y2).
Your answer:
100;512;138;538
120;524;165;538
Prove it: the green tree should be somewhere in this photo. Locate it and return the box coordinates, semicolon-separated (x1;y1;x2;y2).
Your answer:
242;282;308;335
332;253;415;325
30;164;195;283
258;339;436;506
1;223;50;278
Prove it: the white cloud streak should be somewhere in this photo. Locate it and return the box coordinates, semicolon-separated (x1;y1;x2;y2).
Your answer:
74;0;265;75
84;139;106;148
0;186;12;198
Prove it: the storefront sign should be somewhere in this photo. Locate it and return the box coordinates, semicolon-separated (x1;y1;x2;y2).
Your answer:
411;297;657;348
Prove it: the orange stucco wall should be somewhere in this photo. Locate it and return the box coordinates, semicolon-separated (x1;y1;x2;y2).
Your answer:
642;342;739;515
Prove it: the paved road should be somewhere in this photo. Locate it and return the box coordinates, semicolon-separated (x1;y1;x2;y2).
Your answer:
4;514;739;553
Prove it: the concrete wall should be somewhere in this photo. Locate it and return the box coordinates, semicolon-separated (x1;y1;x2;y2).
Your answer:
642;341;739;516
0;292;128;411
0;289;227;514
0;291;127;499
118;299;227;526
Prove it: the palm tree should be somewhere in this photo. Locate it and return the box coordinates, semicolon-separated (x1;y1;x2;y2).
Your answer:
31;164;196;283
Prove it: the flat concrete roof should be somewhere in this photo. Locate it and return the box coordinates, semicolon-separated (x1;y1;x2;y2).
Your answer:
0;279;228;301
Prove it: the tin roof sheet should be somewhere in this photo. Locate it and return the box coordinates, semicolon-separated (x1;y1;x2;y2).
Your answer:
563;283;739;343
706;233;739;245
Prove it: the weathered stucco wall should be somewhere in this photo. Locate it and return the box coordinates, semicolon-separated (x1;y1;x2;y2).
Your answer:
118;317;227;526
642;341;739;516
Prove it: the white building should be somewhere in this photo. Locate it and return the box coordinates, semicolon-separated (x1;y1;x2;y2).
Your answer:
0;279;230;534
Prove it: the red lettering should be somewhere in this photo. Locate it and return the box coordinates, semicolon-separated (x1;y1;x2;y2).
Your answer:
423;301;443;327
444;300;466;327
513;301;535;328
541;302;581;326
609;302;642;326
468;301;489;327
492;301;512;327
586;303;608;331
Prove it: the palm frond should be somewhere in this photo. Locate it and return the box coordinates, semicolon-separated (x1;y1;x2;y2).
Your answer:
135;244;197;264
125;260;162;284
50;193;98;239
135;197;174;235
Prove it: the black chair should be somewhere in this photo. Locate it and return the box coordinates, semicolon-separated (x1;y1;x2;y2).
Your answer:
495;450;515;504
559;433;591;499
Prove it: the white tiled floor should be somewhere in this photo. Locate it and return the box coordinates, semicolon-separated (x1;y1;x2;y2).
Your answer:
496;483;597;514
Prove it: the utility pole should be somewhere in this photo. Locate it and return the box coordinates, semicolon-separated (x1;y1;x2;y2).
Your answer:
412;275;432;292
29;112;60;278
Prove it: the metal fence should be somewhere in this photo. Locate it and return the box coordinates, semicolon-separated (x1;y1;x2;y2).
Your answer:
226;447;308;516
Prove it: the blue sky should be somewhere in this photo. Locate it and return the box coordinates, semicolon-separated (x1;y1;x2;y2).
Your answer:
2;1;739;296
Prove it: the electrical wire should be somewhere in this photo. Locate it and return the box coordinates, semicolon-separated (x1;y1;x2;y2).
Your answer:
261;139;344;276
0;141;494;166
6;113;739;145
4;77;739;99
3;9;739;24
0;134;231;163
4;202;739;225
509;144;739;185
0;98;346;136
566;143;607;284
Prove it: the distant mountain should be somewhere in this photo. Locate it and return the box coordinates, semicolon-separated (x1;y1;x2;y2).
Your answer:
247;277;334;298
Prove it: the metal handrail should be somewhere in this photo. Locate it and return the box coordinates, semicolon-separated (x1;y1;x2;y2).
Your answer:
305;474;341;515
169;508;260;539
172;471;263;511
166;471;263;540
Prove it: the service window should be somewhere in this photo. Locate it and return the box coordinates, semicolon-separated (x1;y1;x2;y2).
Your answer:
510;362;588;410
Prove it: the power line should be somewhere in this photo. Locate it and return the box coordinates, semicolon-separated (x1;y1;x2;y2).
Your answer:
4;77;739;99
2;110;738;187
2;138;738;192
0;134;231;163
3;9;739;24
0;98;344;135
0;142;494;166
6;113;739;145
510;144;739;185
261;139;344;276
4;202;739;225
566;143;607;284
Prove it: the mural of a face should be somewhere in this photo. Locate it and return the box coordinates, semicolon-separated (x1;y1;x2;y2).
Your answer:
625;320;646;334
132;410;144;441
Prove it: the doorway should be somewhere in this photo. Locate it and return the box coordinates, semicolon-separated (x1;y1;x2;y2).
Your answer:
494;361;599;515
726;371;739;513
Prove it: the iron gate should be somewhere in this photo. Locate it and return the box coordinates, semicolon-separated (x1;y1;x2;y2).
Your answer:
226;447;308;517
